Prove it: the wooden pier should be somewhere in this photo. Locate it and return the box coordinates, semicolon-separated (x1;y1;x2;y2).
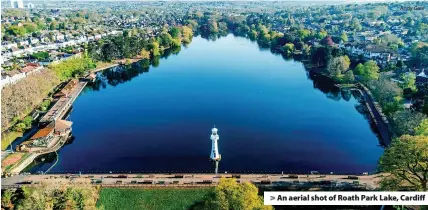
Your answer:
7;80;87;175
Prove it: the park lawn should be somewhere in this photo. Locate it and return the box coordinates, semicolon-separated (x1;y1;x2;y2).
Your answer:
1;131;23;150
97;188;212;210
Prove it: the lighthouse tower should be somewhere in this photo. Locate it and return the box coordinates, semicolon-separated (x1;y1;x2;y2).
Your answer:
210;127;221;161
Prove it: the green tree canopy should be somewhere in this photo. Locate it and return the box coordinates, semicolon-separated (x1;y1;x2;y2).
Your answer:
140;49;151;60
400;72;417;92
354;60;379;81
157;32;173;49
378;135;428;191
169;27;181;39
391;110;427;136
282;43;294;55
149;40;161;57
7;25;26;37
367;76;402;115
415;119;428;136
340;32;348;42
326;55;351;82
194;178;272;210
181;26;193;44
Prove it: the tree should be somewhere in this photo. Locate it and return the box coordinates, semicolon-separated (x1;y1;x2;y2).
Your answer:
353;63;364;75
400;72;417;92
343;70;354;83
157;32;173;49
14;187;49;210
391;110;427;136
316;30;328;40
49;21;57;30
194;178;272;210
282;43;294;55
169;27;181;38
411;44;428;67
367;76;402;115
415;119;428;136
7;25;26;37
207;20;219;33
1;70;60;130
140;49;150;59
360;60;380;81
149;40;161;56
351;18;362;31
1;190;12;209
378;135;428;191
321;36;334;46
310;46;332;67
6;185;99;210
49;57;96;81
396;60;404;69
248;30;257;39
297;29;310;40
181;26;193;44
23;23;38;34
326;56;350;81
340;32;348;42
171;38;182;48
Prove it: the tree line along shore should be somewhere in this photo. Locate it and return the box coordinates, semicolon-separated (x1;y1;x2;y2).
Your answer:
1;14;427;192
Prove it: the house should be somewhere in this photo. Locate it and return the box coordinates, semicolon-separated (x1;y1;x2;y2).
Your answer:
416;70;428;84
0;70;26;88
2;42;17;50
56;33;65;41
10;46;24;57
20;63;43;75
29;37;40;44
363;45;395;66
342;43;365;56
29;125;55;147
16;39;29;46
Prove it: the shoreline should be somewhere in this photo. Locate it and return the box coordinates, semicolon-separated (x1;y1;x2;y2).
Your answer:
306;67;393;146
2;58;146;175
2;44;388;176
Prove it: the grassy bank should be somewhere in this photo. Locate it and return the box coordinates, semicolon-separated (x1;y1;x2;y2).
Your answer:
97;188;212;210
1;131;23;150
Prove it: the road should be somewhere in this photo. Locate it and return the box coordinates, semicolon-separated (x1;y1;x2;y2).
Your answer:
1;173;382;189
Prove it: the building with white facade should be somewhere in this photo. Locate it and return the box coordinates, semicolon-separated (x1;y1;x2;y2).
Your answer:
10;0;24;8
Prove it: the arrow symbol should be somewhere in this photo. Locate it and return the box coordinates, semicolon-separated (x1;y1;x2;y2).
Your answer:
270;196;275;201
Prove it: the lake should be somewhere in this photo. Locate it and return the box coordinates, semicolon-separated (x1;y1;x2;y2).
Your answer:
28;34;383;174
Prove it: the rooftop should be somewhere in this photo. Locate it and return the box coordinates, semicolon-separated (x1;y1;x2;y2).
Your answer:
30;125;55;140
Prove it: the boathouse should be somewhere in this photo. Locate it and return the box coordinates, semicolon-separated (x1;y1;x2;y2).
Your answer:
29;123;55;147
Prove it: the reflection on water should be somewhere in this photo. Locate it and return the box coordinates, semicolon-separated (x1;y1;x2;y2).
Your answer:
27;35;383;174
89;53;382;148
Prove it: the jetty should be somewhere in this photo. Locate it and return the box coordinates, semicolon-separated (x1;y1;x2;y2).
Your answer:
39;80;87;126
6;79;88;175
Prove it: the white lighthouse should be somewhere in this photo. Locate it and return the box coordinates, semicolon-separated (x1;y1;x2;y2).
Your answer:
210;127;221;161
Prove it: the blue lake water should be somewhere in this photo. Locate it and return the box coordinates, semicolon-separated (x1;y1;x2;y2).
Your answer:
29;35;383;174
